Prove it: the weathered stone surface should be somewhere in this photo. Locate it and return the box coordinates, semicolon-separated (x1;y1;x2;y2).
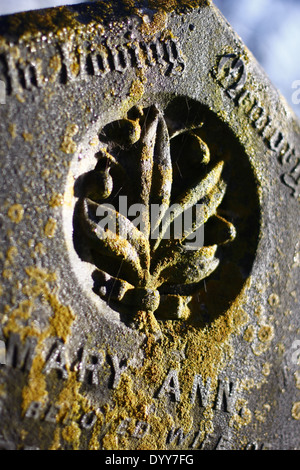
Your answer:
0;0;299;450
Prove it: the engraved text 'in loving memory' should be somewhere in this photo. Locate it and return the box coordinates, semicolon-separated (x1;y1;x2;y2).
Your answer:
0;31;185;95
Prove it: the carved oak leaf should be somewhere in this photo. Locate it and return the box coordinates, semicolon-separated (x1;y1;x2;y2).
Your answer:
77;105;236;333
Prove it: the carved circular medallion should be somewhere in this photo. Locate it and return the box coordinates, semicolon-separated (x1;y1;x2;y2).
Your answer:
66;96;260;329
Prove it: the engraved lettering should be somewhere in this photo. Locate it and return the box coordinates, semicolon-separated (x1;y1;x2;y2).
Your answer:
128;42;143;69
282;159;300;198
77;348;104;385
0;438;16;450
157;369;181;402
248;100;267;131
111;355;132;389
80;411;97;430
190;374;211;407
25;401;44;420
168;39;185;75
280;143;295;165
43;342;69;379
18;61;43;90
245;441;266;450
214;52;300;198
3;53;20;93
60;43;79;82
113;46;129;72
268;129;285;153
217;53;247;98
117;417;132;435
215;434;232;450
259;115;273;139
0;31;185;97
78;46;88;80
87;51;102;77
150;40;164;66
190;430;203;449
44;404;61;423
100;47;111;75
237;89;251;109
215;378;239;413
167;427;193;446
194;432;230;450
6;333;36;372
132;420;150;439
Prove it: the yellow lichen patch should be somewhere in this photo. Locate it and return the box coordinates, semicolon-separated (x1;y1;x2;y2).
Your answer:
254;403;270;423
0;384;6;398
233;308;249;327
2;269;13;281
129;79;145;103
24;266;57;286
262;363;271;377
6;246;18;264
61;123;79;154
14;267;77;422
49;54;62;83
7;203;24;223
254;305;264;318
52;372;96;449
44;217;57;238
61;422;81;449
89;136;99;147
268;293;280;307
23;266;75;342
22;352;48;415
20;429;28;442
97;284;251;450
252;342;270;357
47;293;75;342
49;193;64;208
243;325;255;342
22;132;33;142
257;325;274;343
277;342;285;356
295;371;300;390
140;11;167;37
291;402;300;420
98;371;157;450
61;137;77;154
49;429;61;450
56;371;82;422
41;168;50;180
8;123;17;139
33;242;46;257
229;399;252;430
2;299;40;341
240;377;255;392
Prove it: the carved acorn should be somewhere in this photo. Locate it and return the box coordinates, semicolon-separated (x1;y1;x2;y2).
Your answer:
81;168;113;201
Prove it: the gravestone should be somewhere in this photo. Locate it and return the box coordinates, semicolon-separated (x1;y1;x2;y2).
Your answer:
0;0;299;450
